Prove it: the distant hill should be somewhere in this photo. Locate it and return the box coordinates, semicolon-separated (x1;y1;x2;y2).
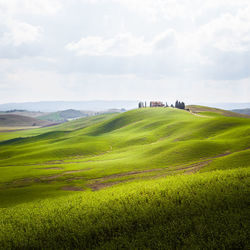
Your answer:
0;100;137;112
0;109;48;118
231;108;250;116
187;105;250;118
38;109;90;122
0;114;52;127
37;109;124;122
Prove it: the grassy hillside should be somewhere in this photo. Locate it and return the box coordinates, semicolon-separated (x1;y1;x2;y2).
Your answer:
0;114;51;128
187;105;250;118
0;107;249;249
0;113;116;141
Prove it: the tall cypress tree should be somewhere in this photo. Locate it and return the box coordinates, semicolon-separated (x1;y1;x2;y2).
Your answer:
175;100;178;108
182;102;185;109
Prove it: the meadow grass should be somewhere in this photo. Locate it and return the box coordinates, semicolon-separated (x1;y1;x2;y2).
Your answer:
0;168;249;249
0;107;249;248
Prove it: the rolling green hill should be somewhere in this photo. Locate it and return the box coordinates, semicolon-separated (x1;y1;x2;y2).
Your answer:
0;107;249;249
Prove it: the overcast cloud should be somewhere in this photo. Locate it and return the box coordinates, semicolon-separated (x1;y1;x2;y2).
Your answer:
0;0;249;104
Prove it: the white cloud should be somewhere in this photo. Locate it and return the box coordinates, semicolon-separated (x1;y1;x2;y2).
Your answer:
1;68;249;103
0;19;42;46
0;0;59;48
66;33;150;57
0;0;61;15
66;1;250;62
79;0;250;22
1;0;250;103
153;30;177;51
66;30;177;57
197;7;250;52
0;69;76;103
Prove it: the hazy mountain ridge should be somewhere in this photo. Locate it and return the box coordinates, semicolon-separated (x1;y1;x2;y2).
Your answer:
0;101;138;112
200;102;250;110
232;108;250;115
1;101;250;112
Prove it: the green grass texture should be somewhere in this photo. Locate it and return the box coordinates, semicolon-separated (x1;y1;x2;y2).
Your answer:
0;107;249;249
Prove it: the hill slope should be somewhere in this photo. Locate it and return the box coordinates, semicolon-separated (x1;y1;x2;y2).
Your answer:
0;107;249;196
0;107;249;249
187;105;250;118
0;114;52;127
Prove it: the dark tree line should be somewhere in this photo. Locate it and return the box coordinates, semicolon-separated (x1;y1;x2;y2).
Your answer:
138;102;145;108
175;100;185;109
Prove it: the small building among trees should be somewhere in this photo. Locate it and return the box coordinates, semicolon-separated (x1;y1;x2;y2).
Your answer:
150;101;165;107
138;100;186;109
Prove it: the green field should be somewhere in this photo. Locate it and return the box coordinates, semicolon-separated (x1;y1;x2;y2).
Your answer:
0;107;249;249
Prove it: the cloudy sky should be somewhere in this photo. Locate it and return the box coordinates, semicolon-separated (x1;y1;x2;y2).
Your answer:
0;0;250;104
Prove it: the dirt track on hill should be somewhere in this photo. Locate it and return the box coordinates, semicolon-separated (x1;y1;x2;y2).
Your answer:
3;149;249;191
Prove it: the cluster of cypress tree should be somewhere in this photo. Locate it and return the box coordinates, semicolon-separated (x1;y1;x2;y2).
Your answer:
175;100;185;109
138;101;185;109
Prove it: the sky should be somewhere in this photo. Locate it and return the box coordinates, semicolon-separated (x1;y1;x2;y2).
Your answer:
0;0;250;105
